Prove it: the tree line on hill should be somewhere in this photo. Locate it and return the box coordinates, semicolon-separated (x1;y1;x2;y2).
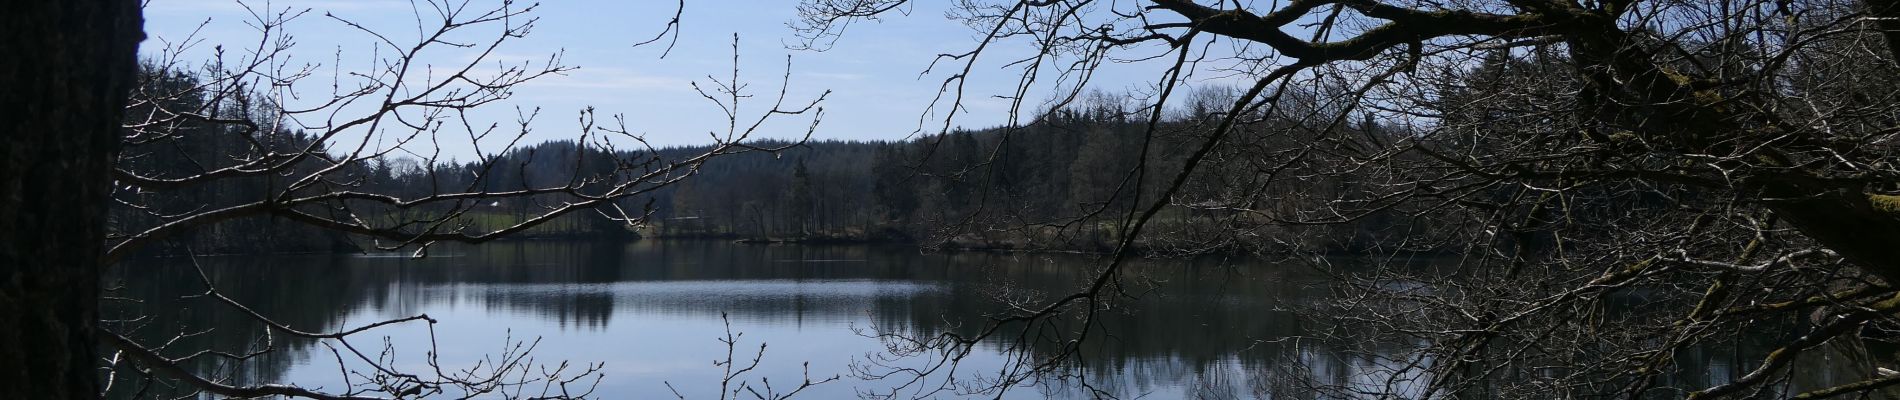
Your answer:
120;63;1470;255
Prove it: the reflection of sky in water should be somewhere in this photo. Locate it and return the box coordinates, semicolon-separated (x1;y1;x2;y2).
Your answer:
334;280;1355;399
440;279;946;327
105;241;1878;399
287;280;1048;399
441;279;947;302
109;241;1477;399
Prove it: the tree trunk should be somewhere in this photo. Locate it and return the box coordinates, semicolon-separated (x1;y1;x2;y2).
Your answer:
1765;180;1900;283
1867;0;1900;69
0;1;142;398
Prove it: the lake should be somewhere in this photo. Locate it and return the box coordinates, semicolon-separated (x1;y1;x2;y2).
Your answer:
104;240;1793;399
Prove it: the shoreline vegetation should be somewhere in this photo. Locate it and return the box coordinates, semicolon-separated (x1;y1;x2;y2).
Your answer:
137;231;1454;261
120;66;1440;260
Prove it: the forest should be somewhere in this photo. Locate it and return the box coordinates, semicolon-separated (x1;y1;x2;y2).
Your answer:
119;65;1434;256
11;0;1900;398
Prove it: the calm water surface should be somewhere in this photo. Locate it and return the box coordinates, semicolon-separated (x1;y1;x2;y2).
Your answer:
107;240;1783;399
109;240;1389;399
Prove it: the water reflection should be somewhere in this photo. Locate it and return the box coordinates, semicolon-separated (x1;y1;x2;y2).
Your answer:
98;240;1782;399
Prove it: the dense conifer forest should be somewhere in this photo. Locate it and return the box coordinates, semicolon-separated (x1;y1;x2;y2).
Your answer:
119;66;1436;255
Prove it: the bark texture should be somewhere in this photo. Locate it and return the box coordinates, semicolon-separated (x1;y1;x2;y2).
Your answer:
0;1;142;398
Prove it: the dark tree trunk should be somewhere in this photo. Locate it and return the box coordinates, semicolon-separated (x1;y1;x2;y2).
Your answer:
0;1;142;398
1869;0;1900;69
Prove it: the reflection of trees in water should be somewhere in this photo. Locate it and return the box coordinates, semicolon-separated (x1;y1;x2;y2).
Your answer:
102;241;1328;398
858;255;1410;398
100;242;638;398
103;254;362;398
1240;258;1887;400
99;241;1830;399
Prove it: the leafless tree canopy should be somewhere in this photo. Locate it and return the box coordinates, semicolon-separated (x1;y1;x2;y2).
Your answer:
794;0;1900;398
12;0;1900;397
99;1;828;398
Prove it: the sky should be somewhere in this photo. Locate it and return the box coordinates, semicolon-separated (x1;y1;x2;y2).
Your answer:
139;0;1206;160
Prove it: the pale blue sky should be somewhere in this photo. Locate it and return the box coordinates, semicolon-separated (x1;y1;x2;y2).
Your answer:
140;1;1220;158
